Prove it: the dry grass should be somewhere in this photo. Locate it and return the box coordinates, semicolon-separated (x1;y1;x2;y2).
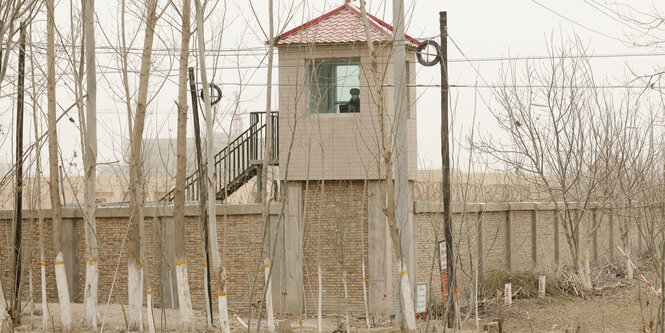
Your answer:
482;270;568;299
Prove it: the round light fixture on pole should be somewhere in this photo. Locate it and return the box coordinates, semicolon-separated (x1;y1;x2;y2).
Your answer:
199;83;223;105
416;40;441;67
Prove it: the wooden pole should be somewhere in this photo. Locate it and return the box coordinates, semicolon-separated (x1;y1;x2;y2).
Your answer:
439;11;456;328
10;21;26;326
188;67;213;328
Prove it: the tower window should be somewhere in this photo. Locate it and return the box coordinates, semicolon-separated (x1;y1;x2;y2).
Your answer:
308;58;360;114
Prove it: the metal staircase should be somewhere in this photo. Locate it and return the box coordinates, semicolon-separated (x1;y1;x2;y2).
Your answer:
163;111;278;202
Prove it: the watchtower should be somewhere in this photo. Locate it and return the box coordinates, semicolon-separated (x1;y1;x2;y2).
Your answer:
272;1;420;316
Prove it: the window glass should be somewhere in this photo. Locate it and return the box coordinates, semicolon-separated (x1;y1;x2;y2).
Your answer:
309;59;360;114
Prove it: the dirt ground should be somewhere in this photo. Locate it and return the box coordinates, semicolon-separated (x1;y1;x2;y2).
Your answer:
8;289;657;333
9;274;661;332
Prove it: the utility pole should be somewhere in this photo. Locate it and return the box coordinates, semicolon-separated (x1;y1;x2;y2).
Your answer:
439;11;456;329
415;10;455;329
188;67;213;328
10;22;26;326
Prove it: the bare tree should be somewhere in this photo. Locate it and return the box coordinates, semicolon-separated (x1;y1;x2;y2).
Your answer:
173;0;194;330
27;23;49;331
192;0;230;331
260;0;276;331
81;0;99;328
0;0;39;94
358;1;416;330
126;0;160;330
478;38;617;291
46;0;72;330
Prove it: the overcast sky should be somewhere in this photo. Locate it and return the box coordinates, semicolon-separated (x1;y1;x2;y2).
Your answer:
1;0;664;177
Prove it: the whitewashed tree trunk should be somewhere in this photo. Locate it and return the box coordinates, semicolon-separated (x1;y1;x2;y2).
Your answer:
40;261;47;330
193;2;228;332
317;265;322;333
218;267;230;333
343;272;350;333
47;1;71;331
54;253;72;332
399;262;417;331
174;0;194;330
146;289;155;333
82;0;98;328
127;0;159;330
265;259;275;333
175;262;193;330
127;263;141;331
361;261;370;331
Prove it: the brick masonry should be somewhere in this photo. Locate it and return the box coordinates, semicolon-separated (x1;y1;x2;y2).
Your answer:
0;195;636;314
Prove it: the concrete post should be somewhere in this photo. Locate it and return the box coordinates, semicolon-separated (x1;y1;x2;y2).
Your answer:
609;211;615;259
272;181;304;313
159;216;178;308
592;209;598;263
268;213;283;312
61;218;79;302
531;209;537;265
575;219;581;265
554;210;560;267
505;208;512;271
368;181;392;316
477;209;484;280
638;224;643;252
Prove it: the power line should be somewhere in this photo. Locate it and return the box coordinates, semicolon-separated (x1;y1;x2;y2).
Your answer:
20;40;665;64
8;46;665;77
531;0;624;43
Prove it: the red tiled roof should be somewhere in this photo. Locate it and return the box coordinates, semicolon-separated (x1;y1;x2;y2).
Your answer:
276;2;419;47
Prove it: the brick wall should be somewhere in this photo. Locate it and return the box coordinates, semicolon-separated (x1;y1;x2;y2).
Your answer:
0;199;631;315
414;202;630;309
301;180;368;315
0;207;268;313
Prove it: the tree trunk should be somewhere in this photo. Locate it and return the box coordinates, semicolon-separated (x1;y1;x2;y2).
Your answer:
261;0;276;330
358;1;416;330
47;1;72;331
174;0;194;330
265;259;275;333
28;23;48;330
193;1;228;331
9;22;26;327
127;0;159;330
82;0;98;328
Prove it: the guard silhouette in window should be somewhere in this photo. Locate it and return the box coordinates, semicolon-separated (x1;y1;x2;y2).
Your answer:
340;88;360;113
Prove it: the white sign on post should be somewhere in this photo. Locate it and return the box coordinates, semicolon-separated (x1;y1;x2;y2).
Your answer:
438;241;447;271
416;284;427;314
538;275;546;297
504;283;512;306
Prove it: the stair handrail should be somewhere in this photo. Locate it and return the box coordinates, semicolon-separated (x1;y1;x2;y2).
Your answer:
162;111;278;202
